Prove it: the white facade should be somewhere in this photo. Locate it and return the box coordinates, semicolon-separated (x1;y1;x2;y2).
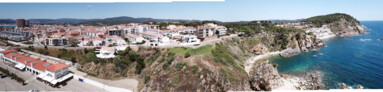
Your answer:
306;25;336;39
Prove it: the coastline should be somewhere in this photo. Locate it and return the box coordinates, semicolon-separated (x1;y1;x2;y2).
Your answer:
244;51;281;74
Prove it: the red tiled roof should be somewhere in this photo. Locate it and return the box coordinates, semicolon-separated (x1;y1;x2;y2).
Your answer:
46;63;69;72
33;62;49;72
141;32;163;38
0;49;17;54
126;33;140;39
2;49;70;72
15;56;34;64
26;59;40;66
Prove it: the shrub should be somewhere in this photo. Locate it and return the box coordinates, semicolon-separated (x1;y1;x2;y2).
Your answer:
135;57;145;74
191;65;198;73
144;76;151;84
184;52;191;58
272;63;278;68
175;62;187;71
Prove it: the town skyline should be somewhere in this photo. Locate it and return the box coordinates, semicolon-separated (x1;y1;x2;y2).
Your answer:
1;0;383;22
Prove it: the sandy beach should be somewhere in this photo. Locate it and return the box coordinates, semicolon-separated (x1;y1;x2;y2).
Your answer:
244;51;281;74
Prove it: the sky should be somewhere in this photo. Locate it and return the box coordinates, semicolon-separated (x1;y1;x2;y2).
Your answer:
0;0;382;22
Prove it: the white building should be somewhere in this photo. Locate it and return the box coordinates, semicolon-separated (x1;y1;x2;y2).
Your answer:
45;37;68;46
125;33;144;43
196;26;215;38
178;35;200;46
96;47;116;58
306;25;336;39
215;26;227;36
79;37;104;47
141;32;169;43
0;49;73;86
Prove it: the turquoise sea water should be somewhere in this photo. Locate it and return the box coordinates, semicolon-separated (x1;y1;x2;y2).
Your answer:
269;21;383;89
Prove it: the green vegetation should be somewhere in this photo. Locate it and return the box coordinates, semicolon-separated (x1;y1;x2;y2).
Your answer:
302;13;359;27
0;37;8;40
144;76;151;84
222;21;304;37
175;62;187;71
162;52;175;70
184;52;191;58
169;45;213;56
211;43;235;66
190;65;198;73
219;68;235;82
171;74;180;86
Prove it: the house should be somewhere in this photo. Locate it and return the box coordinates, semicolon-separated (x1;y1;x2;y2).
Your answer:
141;32;169;43
179;35;200;43
96;47;116;58
0;49;73;86
105;35;127;46
79;37;104;46
125;33;144;43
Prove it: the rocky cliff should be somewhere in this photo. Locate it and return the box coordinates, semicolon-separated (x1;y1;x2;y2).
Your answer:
249;61;283;91
304;13;368;37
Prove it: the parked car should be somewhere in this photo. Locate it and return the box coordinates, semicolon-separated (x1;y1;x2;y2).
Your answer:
0;75;7;78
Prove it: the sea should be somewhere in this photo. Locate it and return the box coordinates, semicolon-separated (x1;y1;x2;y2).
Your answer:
268;21;383;89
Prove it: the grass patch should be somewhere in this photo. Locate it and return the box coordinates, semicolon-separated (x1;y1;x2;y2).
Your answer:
169;45;213;56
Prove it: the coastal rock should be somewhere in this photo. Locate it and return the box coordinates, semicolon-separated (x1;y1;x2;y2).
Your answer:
280;48;301;57
337;83;364;89
297;34;324;52
338;83;352;89
297;71;326;90
249;62;283;91
357;84;364;89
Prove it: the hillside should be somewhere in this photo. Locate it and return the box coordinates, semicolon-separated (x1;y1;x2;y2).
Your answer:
0;19;16;24
303;13;367;36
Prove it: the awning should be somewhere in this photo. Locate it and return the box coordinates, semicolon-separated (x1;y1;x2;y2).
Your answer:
37;73;47;79
15;63;25;70
50;80;58;85
42;75;54;83
57;73;73;82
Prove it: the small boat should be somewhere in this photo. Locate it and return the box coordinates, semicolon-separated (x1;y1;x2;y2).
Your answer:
319;53;324;56
379;39;383;42
313;55;318;57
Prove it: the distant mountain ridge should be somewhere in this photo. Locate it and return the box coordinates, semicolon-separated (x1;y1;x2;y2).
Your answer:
0;19;16;24
29;18;101;24
0;16;209;25
74;16;204;26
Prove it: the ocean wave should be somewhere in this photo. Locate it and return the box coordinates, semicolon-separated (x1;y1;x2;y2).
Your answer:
360;39;372;41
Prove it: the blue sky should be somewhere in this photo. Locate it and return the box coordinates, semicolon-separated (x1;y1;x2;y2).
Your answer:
0;0;382;22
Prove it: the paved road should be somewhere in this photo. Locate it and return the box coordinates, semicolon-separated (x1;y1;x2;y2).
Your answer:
0;60;106;92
